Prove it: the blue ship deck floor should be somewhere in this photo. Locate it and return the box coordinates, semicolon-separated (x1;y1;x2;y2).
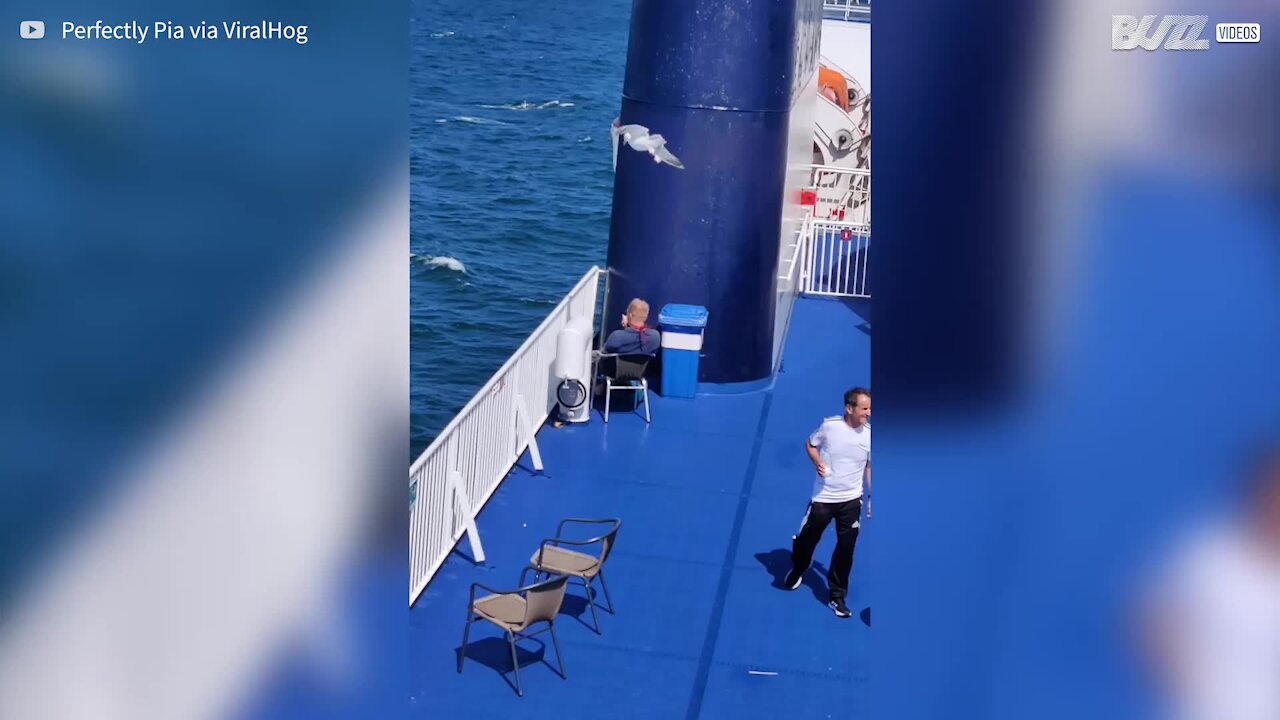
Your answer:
410;296;871;719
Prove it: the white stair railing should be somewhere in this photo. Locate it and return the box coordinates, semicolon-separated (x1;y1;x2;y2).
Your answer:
807;165;870;225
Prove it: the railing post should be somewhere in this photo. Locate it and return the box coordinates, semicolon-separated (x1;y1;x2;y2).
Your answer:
596;267;611;352
804;221;814;294
514;393;544;472
446;470;485;564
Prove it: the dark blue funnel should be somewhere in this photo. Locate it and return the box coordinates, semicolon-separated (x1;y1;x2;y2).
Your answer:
607;0;822;384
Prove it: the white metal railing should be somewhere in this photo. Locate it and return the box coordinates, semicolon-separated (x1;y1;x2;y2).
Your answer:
409;267;603;605
778;210;813;286
806;165;870;225
823;0;871;21
802;220;870;298
774;210;815;368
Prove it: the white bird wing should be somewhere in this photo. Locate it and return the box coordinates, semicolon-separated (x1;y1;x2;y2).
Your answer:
653;145;685;169
610;122;621;169
646;134;685;169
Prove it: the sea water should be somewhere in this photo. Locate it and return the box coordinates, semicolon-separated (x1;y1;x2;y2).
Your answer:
411;0;630;457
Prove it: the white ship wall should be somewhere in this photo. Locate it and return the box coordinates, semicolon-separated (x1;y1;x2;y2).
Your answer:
821;20;870;93
772;16;870;372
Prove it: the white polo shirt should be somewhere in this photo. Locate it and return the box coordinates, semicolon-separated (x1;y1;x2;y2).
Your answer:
1154;522;1280;720
809;416;870;503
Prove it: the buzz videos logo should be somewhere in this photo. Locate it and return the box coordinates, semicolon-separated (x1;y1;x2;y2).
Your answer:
1113;15;1261;50
1113;15;1210;50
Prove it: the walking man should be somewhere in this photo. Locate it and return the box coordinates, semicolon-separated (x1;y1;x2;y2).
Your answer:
784;387;870;618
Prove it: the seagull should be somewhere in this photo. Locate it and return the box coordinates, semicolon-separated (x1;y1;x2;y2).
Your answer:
610;120;685;170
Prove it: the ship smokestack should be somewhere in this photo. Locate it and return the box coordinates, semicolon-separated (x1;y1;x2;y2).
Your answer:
606;0;822;385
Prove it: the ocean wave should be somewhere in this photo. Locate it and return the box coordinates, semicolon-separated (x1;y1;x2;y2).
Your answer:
479;100;576;111
411;254;467;273
430;31;455;38
577;136;593;143
434;116;512;126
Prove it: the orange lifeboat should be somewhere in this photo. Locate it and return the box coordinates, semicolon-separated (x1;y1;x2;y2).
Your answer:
818;66;849;112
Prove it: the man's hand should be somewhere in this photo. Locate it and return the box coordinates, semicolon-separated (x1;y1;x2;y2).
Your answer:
815;462;830;477
620;313;628;328
864;497;871;519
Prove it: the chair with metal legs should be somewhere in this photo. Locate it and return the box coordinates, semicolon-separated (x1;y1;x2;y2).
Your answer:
528;518;621;634
593;353;651;423
457;571;569;697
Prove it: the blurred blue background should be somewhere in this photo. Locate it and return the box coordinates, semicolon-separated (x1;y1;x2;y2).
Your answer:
1;0;402;600
0;1;406;717
874;0;1280;718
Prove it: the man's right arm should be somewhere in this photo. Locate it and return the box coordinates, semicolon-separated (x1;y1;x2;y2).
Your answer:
806;436;827;475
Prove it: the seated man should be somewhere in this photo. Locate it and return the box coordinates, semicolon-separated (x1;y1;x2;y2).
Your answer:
603;298;660;355
593;299;660;400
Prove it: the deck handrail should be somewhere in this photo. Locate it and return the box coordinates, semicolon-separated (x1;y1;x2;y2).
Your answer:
410;268;601;475
823;0;871;22
779;210;814;284
806;164;870;176
409;267;604;605
773;209;815;369
802;220;871;298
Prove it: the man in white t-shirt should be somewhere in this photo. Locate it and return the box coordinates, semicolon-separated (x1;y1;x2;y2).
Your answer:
1144;442;1280;720
784;387;871;618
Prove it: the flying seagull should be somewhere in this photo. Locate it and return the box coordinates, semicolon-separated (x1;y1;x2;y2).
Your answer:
611;120;685;170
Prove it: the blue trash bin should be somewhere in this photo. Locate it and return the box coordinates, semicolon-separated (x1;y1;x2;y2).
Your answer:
658;304;709;399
